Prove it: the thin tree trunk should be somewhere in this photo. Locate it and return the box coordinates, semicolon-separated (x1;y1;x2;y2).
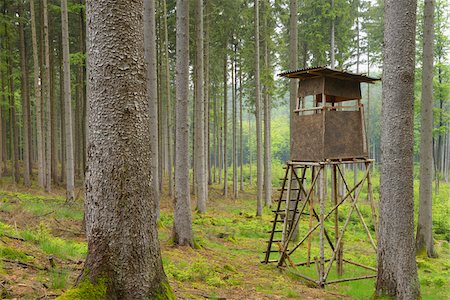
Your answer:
263;7;271;207
173;0;194;247
43;0;52;192
239;59;244;191
30;0;45;187
223;54;228;196
6;25;19;183
59;52;66;184
61;0;75;202
204;1;211;186
213;90;217;183
162;0;173;198
330;0;335;68
19;0;31;186
249;111;252;185
289;0;298;152
254;0;263;216
416;0;437;258
232;43;238;199
144;0;160;218
194;0;207;212
376;0;420;298
219;98;222;184
0;70;3;178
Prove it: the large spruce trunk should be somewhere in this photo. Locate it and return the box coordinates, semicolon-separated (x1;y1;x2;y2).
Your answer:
83;1;172;298
376;0;420;298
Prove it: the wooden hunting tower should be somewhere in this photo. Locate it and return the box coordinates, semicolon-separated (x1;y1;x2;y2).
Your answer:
279;66;379;161
262;67;380;288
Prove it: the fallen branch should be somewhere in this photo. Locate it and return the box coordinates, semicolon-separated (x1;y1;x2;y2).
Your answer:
2;234;26;241
1;259;46;271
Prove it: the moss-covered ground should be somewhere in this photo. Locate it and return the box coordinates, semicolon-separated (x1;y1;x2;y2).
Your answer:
0;168;448;299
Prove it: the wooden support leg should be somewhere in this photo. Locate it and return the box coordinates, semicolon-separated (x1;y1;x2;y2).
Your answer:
319;165;325;287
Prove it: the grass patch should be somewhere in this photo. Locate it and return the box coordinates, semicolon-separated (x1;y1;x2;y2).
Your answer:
0;246;33;262
20;223;87;260
50;269;70;289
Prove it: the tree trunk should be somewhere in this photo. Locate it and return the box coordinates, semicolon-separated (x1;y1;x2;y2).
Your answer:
194;0;207;212
330;0;335;68
0;71;3;178
173;0;194;247
263;7;271;207
82;1;172;298
61;0;75;202
162;0;173;198
6;25;19;184
204;2;211;186
223;54;228;196
30;0;45;187
51;47;58;185
144;0;160;218
232;43;238;199
43;0;52;192
19;0;31;186
59;45;66;185
239;59;244;191
289;0;298;153
416;0;437;259
254;0;263;216
376;0;420;298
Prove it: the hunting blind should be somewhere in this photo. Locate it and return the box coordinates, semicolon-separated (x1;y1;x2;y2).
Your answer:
262;66;380;287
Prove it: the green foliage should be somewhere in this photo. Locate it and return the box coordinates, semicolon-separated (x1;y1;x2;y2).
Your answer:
70;52;86;67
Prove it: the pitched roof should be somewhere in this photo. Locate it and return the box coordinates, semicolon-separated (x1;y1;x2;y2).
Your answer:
278;66;380;83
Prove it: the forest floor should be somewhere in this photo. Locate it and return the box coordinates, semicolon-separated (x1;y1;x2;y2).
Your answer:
0;173;449;299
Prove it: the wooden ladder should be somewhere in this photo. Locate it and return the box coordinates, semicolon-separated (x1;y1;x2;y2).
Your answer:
262;163;307;264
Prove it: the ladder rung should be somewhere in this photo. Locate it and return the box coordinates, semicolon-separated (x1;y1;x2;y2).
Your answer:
263;250;280;253
272;209;299;213
261;259;278;263
277;188;301;191
266;240;282;243
267;230;283;233
270;220;284;223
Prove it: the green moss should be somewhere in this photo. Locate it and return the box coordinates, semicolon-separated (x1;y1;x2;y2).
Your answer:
56;278;107;300
154;281;176;300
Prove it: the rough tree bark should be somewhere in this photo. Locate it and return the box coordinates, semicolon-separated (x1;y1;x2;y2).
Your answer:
19;0;31;187
82;0;173;298
173;0;194;247
287;0;299;239
6;23;19;183
61;0;75;202
263;5;271;207
162;0;174;198
223;54;228;197
330;0;335;68
254;0;263;216
232;42;238;199
416;0;437;258
144;0;160;218
30;0;45;187
43;0;52;192
194;0;207;212
376;0;420;298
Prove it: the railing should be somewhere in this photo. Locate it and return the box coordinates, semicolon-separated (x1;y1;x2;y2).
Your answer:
294;104;363;114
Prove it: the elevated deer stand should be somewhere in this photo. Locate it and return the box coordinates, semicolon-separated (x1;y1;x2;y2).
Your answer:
262;67;380;287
